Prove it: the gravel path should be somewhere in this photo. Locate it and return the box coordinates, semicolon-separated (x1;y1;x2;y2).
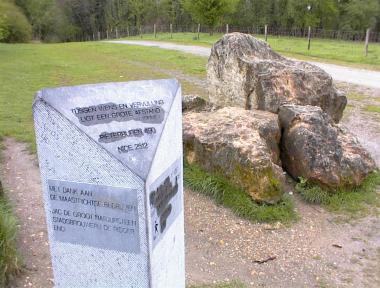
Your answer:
338;83;380;166
108;40;380;89
2;138;379;288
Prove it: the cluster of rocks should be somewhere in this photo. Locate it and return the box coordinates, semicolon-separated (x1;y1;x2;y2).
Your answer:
183;33;377;203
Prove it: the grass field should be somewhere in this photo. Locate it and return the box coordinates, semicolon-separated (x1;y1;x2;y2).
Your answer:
0;42;207;152
127;32;380;70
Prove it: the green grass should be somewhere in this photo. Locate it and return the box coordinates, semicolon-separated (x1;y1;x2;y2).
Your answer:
188;281;246;288
184;162;297;224
0;42;207;152
347;92;366;101
127;32;380;70
364;105;380;113
295;171;380;216
0;189;21;287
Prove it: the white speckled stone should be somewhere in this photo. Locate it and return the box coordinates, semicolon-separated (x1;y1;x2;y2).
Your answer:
33;79;184;288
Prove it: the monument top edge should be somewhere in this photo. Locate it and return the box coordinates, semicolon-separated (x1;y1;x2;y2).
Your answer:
33;78;180;107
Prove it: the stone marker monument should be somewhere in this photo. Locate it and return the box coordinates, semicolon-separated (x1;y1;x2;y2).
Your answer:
33;79;184;288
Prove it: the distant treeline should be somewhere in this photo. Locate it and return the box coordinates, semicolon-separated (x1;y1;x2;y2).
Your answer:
1;0;380;43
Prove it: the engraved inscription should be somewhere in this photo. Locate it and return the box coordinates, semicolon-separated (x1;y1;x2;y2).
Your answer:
47;180;140;252
117;142;149;153
98;127;157;143
71;101;165;126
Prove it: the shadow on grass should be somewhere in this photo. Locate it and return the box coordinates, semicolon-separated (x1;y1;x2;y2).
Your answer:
184;162;298;224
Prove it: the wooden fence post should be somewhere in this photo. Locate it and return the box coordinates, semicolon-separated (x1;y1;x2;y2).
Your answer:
170;23;173;39
197;23;200;40
365;28;370;56
264;24;268;41
307;26;311;50
154;24;157;38
226;24;229;34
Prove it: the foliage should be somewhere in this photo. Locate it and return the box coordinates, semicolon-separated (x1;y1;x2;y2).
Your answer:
0;0;32;43
285;0;338;29
0;190;21;286
184;162;297;224
340;0;380;31
0;13;9;41
233;0;338;29
3;0;379;42
182;0;237;30
295;171;380;216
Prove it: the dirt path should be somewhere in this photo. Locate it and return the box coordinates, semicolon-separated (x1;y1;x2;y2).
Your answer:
107;40;380;89
1;139;53;288
1;137;379;288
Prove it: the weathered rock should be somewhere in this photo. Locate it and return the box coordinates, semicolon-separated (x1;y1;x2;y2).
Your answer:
182;94;210;112
183;107;285;203
279;104;376;189
207;33;347;122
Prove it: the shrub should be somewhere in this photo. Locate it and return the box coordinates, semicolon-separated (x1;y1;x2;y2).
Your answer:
0;1;32;43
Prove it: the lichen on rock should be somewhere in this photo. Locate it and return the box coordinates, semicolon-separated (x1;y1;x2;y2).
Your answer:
207;33;347;123
183;107;285;203
278;104;377;189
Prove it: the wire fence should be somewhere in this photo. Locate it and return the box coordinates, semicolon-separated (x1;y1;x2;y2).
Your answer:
78;24;380;43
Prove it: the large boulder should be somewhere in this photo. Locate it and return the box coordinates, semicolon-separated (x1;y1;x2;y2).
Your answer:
279;104;377;189
207;33;347;123
183;107;284;203
182;94;210;112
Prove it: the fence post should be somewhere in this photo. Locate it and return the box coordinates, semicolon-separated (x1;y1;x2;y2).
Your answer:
365;28;370;56
154;24;157;38
226;24;229;34
264;24;268;41
170;23;173;39
307;26;311;50
115;27;119;39
197;23;200;40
